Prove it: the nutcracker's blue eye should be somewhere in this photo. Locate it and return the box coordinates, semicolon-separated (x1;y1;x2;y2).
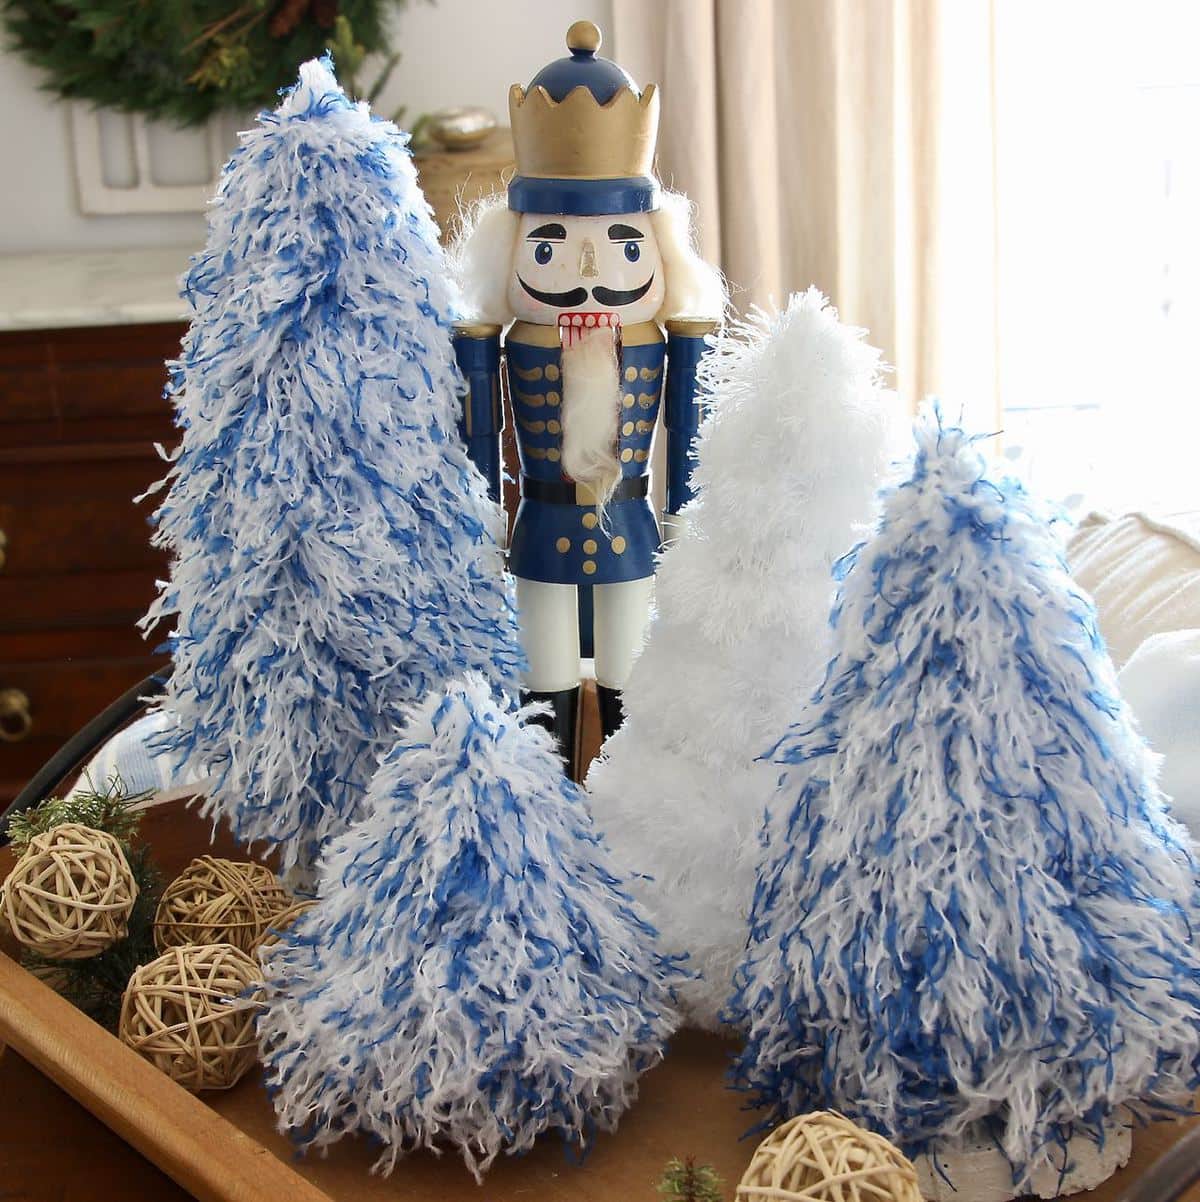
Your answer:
624;241;641;263
535;241;554;265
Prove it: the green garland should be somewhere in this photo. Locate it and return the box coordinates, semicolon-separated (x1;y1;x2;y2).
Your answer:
3;1;411;126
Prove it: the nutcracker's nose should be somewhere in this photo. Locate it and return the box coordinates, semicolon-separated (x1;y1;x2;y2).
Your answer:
579;238;599;278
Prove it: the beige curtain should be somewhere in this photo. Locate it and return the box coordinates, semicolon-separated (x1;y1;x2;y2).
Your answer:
612;0;998;417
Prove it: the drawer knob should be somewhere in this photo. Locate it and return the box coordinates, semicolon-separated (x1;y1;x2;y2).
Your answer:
0;689;32;743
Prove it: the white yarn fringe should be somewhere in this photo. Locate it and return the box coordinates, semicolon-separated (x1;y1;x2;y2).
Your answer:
586;289;904;1028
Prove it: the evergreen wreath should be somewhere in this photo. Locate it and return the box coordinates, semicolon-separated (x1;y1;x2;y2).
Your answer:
3;1;411;126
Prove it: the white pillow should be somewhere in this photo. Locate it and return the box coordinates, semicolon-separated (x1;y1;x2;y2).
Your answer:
1119;628;1200;845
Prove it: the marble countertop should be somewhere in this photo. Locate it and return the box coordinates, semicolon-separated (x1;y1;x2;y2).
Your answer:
0;246;199;332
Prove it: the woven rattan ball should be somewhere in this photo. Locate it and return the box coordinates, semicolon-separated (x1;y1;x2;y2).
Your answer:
737;1112;922;1202
154;856;292;953
1;823;137;960
119;943;262;1091
251;899;317;955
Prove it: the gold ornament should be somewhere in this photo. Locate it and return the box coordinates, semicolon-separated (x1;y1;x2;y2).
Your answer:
1;823;137;960
119;943;262;1092
154;856;292;953
737;1112;922;1202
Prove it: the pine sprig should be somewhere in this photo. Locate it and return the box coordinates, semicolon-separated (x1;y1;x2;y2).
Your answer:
658;1156;724;1202
7;777;148;854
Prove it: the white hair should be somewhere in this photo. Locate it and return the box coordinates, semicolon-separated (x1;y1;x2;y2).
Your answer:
650;189;727;323
448;195;520;325
449;189;727;327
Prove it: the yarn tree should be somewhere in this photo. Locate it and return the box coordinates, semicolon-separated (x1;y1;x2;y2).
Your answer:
143;58;522;878
257;674;683;1181
586;290;900;1028
728;407;1200;1189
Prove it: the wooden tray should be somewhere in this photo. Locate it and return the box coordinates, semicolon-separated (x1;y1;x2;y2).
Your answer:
2;796;1200;1202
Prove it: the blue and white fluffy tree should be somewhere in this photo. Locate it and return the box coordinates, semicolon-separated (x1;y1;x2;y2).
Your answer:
257;674;682;1180
142;59;522;877
728;407;1200;1189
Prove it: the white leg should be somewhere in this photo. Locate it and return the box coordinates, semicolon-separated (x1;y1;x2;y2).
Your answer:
593;578;654;689
515;577;581;692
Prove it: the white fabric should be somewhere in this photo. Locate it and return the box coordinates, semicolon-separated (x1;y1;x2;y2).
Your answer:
65;713;201;801
610;0;992;410
1120;628;1200;846
1068;511;1200;669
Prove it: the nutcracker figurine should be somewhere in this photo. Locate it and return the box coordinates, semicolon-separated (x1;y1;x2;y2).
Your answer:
453;20;724;774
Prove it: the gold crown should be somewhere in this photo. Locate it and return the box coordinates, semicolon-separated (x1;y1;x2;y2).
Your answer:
508;23;659;181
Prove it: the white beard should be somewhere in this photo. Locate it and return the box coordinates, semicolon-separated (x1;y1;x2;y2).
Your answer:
561;327;622;505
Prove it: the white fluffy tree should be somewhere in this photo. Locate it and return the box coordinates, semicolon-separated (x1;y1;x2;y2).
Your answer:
585;289;902;1029
142;59;522;878
258;675;682;1180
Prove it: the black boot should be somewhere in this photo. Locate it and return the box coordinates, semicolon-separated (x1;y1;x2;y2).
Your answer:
522;686;581;779
596;684;625;741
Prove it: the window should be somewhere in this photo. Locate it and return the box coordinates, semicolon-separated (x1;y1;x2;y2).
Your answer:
992;2;1200;514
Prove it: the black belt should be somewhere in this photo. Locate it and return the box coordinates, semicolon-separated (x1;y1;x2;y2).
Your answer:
521;475;649;505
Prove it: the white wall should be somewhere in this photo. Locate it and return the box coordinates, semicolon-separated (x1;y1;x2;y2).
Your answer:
0;0;613;255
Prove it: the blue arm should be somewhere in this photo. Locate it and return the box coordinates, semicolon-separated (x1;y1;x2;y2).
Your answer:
452;322;504;504
664;317;719;515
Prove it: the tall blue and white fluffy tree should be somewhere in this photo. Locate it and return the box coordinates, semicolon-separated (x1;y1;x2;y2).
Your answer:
142;59;522;876
728;407;1200;1191
258;674;681;1180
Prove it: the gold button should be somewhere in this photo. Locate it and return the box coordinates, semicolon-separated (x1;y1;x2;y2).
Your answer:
623;393;635;408
622;421;634;436
620;448;633;463
624;365;637;382
545;364;560;381
545;390;560;406
634;449;649;463
582;559;597;575
583;538;598;554
547;447;561;462
546;419;561;434
582;512;599;529
611;536;627;554
556;537;570;553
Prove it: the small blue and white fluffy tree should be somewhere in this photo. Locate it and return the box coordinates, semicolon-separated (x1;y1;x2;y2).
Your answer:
728;407;1200;1189
142;59;522;876
258;674;682;1180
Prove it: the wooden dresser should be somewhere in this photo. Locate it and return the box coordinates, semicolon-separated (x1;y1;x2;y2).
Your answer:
0;315;185;804
0;134;513;806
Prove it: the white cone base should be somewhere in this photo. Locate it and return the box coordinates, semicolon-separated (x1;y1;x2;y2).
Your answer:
916;1117;1131;1202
